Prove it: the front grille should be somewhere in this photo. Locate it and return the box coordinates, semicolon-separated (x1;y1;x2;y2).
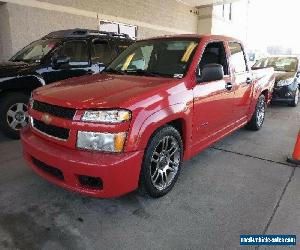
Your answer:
32;157;64;180
33;100;76;120
33;119;70;140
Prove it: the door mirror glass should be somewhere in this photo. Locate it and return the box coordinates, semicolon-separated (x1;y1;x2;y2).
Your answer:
197;63;224;83
98;62;106;72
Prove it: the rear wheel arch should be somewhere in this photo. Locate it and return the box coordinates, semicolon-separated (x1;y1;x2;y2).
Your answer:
261;89;268;101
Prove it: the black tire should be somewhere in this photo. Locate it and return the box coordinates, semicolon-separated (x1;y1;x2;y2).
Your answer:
0;92;30;139
138;125;183;198
246;94;266;131
288;88;299;107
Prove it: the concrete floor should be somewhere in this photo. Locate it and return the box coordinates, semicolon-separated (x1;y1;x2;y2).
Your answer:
0;104;299;250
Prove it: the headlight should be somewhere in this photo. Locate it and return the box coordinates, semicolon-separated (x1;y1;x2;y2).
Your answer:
29;115;34;126
81;109;131;123
77;131;127;152
277;78;294;87
29;93;34;109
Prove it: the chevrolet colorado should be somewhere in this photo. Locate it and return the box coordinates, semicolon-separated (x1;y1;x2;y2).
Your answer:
21;35;275;198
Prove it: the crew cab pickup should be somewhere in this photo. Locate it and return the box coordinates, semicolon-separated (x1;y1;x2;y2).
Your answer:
21;35;275;198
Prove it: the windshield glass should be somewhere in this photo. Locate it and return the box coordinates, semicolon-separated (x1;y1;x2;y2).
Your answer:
253;57;298;72
106;39;199;78
10;39;59;63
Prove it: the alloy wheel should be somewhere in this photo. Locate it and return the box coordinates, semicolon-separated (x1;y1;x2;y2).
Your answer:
150;135;181;191
295;88;299;105
6;102;29;131
256;97;265;127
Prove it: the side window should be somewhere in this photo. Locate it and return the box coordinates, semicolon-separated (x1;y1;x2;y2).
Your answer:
199;42;229;75
91;40;116;65
229;42;247;73
56;40;89;66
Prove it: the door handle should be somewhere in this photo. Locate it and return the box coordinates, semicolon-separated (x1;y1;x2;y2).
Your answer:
225;82;233;91
246;77;252;84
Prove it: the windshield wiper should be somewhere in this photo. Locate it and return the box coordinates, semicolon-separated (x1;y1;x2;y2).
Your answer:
105;69;127;75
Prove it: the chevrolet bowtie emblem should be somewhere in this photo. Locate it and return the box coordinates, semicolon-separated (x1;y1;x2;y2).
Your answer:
41;113;52;125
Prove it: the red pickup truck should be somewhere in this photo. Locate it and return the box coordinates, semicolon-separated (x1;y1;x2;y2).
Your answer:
21;35;275;198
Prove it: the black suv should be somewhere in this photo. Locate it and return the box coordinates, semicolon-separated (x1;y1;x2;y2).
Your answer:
0;29;134;139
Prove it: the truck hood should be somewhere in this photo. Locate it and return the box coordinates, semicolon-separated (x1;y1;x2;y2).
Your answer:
33;73;181;109
0;61;38;78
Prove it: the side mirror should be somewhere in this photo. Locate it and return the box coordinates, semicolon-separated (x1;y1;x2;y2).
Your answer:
197;63;224;83
98;62;106;72
52;56;70;68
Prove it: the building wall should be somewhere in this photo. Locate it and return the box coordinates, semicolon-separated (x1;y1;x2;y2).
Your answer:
211;0;248;41
197;6;213;34
0;0;248;61
0;3;13;61
0;0;199;60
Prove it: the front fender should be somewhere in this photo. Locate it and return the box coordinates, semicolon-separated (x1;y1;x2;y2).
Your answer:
126;103;192;159
0;75;45;92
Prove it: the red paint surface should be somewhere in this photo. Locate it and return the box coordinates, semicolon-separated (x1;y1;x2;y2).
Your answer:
21;35;275;198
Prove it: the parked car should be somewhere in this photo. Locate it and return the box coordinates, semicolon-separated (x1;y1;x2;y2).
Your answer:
0;29;134;139
21;35;275;198
252;56;300;107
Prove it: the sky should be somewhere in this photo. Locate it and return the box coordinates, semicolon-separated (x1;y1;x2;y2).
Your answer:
247;0;300;52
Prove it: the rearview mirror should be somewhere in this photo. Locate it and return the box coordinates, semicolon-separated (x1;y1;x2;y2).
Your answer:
52;56;70;68
197;63;224;83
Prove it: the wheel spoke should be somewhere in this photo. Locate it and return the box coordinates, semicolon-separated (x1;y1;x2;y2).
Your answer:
16;103;24;112
161;171;167;187
7;109;16;118
162;137;169;151
168;145;178;156
152;169;160;183
151;157;159;163
9;120;19;129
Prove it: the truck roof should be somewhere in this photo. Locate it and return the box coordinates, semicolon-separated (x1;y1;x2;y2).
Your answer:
44;28;132;40
139;34;240;42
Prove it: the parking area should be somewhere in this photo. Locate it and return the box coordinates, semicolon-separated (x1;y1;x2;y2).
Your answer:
0;103;299;250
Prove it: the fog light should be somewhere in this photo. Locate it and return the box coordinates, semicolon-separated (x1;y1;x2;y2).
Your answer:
77;131;127;152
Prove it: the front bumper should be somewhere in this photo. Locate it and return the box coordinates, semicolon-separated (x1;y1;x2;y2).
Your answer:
21;127;144;198
272;85;298;102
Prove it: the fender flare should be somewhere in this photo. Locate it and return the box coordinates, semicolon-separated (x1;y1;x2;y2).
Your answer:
127;103;192;159
0;74;45;93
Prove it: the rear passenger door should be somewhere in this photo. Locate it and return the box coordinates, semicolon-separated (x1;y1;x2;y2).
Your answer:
228;42;253;121
46;40;92;83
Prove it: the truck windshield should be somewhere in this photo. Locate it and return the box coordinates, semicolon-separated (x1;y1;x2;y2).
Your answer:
10;39;60;63
253;57;298;72
106;39;199;78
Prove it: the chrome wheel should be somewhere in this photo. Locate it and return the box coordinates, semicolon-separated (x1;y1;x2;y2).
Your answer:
6;102;29;131
295;88;299;105
256;97;265;127
150;135;180;191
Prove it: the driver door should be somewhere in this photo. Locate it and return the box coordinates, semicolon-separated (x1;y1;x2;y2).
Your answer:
46;40;92;83
192;41;236;147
